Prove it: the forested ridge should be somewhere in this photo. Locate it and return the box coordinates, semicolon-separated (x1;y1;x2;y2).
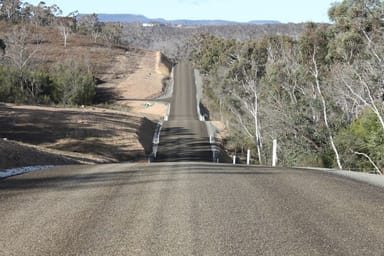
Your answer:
191;0;384;173
121;23;306;59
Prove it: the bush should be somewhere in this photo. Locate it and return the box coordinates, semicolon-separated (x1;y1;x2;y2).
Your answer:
0;67;14;101
336;109;384;172
0;60;96;106
53;60;96;106
0;66;58;104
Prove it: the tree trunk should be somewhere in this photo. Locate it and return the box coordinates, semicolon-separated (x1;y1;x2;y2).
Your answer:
254;88;262;165
312;49;343;170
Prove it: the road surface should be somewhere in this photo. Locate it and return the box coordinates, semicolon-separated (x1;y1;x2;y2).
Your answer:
156;61;212;162
1;163;384;255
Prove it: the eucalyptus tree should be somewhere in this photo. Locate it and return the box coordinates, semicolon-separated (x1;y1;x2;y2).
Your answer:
214;41;268;164
0;0;22;22
260;35;320;166
28;2;62;26
328;0;384;172
298;23;343;169
78;13;104;42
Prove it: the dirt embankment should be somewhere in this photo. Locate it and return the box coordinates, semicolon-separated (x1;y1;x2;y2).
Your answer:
97;51;173;101
0;49;173;171
0;139;78;170
0;104;159;171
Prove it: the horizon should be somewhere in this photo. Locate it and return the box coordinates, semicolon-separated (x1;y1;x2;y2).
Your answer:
91;13;284;24
26;0;337;24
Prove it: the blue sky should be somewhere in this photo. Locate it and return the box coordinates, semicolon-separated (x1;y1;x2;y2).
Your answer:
26;0;338;23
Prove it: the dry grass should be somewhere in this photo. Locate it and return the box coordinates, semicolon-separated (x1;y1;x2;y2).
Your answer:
0;103;158;171
0;22;172;170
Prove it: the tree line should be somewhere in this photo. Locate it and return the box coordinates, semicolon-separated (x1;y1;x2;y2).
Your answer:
121;23;306;60
0;0;122;43
191;0;384;173
0;0;123;105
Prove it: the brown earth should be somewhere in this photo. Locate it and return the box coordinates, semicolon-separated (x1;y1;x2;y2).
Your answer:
209;121;229;142
0;139;79;170
0;23;172;171
0;103;159;171
98;51;173;100
120;101;169;116
0;22;172;101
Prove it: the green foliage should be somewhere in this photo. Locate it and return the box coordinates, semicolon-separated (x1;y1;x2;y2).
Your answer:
328;0;384;62
0;61;95;106
188;0;384;168
192;34;236;73
228;41;268;82
0;66;15;101
337;110;384;172
298;23;331;67
328;0;383;34
53;60;96;106
329;30;365;62
0;66;56;104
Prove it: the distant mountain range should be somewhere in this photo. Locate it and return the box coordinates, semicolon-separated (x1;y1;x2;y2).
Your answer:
91;14;280;25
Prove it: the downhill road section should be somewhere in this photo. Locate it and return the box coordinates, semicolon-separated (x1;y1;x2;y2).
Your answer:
156;61;211;162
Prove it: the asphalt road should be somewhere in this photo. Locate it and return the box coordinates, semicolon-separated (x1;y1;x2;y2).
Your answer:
156;61;212;162
1;163;383;255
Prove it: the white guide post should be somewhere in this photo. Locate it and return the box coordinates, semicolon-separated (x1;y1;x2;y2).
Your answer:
233;155;236;165
272;139;277;167
247;149;251;165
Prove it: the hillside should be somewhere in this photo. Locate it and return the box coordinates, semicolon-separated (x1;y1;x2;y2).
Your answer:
0;21;172;171
121;23;307;59
0;16;304;171
93;13;280;25
97;51;173;101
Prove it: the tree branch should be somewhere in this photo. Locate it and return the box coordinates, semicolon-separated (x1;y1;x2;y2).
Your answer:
229;106;253;138
353;151;382;175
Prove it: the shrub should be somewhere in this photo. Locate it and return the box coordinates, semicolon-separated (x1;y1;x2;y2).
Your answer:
53;60;96;106
337;109;384;172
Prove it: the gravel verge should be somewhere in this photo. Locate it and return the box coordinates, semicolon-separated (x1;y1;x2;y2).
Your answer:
298;167;384;188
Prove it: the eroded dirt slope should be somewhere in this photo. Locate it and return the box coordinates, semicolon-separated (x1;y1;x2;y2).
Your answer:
0;104;158;171
97;51;173;101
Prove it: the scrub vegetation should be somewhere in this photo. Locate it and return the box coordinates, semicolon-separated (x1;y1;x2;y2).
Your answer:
190;0;384;173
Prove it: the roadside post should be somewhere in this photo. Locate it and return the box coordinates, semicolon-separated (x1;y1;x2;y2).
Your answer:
247;149;251;165
272;139;277;167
